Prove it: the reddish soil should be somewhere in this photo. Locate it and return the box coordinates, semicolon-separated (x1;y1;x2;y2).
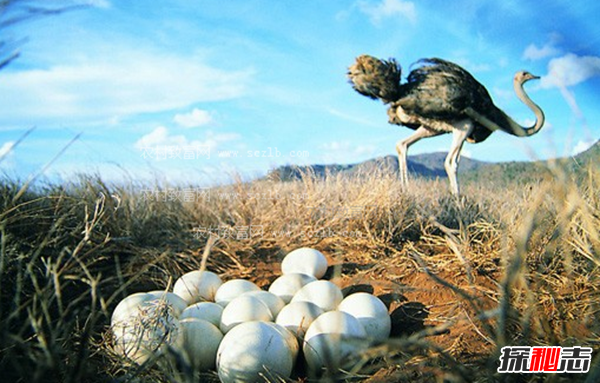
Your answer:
230;247;499;373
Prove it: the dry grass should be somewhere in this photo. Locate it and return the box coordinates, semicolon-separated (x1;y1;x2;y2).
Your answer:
0;161;599;382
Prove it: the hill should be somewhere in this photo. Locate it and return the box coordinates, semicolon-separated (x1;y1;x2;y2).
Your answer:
268;140;600;184
267;152;489;181
463;139;600;185
572;138;600;165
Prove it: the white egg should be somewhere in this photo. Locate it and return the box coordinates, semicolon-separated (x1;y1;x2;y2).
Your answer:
304;311;366;340
146;290;188;316
291;280;343;311
219;295;273;333
112;291;186;326
268;273;317;303
281;247;328;279
275;301;324;339
303;311;367;374
338;293;391;342
217;321;295;383
173;270;223;305
242;290;286;317
265;322;300;363
214;279;261;307
111;292;155;325
112;300;183;365
112;330;155;364
179;318;223;371
180;302;223;327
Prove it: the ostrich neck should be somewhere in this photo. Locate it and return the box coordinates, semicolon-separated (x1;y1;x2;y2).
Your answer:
501;78;545;137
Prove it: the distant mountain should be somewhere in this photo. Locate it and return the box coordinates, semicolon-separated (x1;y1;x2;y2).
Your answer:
267;139;599;183
267;152;489;181
574;139;600;165
460;139;600;185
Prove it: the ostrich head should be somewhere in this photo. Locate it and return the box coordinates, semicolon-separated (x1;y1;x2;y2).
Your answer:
347;54;402;103
514;71;540;84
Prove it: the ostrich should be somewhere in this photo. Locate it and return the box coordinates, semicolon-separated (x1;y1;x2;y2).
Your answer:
347;55;545;195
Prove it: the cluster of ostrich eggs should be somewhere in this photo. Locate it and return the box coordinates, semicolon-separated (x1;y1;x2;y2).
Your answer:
110;247;392;381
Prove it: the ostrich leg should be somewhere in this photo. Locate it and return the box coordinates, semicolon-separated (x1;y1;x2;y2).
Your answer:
396;126;442;189
444;121;474;196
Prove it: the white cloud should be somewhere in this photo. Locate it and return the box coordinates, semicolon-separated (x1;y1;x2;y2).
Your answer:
0;141;15;159
540;53;600;89
572;139;596;156
134;126;185;149
134;127;240;152
558;86;583;119
174;108;214;128
0;51;251;123
357;0;417;25
522;42;559;61
539;53;600;119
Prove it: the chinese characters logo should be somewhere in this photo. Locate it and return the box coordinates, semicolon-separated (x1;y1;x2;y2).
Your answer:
498;346;592;373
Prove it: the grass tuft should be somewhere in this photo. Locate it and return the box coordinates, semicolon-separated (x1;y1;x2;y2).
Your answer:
0;161;598;382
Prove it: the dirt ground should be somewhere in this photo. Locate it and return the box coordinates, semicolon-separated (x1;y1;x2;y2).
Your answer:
221;245;500;380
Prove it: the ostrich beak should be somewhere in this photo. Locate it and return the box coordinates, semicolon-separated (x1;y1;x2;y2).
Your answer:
530;74;540;80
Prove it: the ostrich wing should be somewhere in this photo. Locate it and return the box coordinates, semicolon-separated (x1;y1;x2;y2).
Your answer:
394;58;497;142
396;58;495;119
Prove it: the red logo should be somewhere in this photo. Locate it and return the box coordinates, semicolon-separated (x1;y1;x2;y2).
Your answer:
498;346;592;373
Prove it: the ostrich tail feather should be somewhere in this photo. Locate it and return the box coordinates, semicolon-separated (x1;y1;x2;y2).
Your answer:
347;55;402;103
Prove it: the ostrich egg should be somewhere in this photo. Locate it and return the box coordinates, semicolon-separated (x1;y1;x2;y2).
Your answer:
275;301;324;339
266;321;300;362
112;301;183;365
268;273;317;303
219;295;273;333
112;291;186;325
214;279;261;307
303;311;367;374
281;248;328;279
242;290;286;317
180;302;223;327
179;318;223;371
216;321;295;383
111;292;154;325
291;280;343;311
173;270;222;304
146;290;188;316
338;293;391;342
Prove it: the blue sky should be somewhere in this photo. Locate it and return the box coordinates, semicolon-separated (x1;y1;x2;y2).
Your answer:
0;0;599;185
